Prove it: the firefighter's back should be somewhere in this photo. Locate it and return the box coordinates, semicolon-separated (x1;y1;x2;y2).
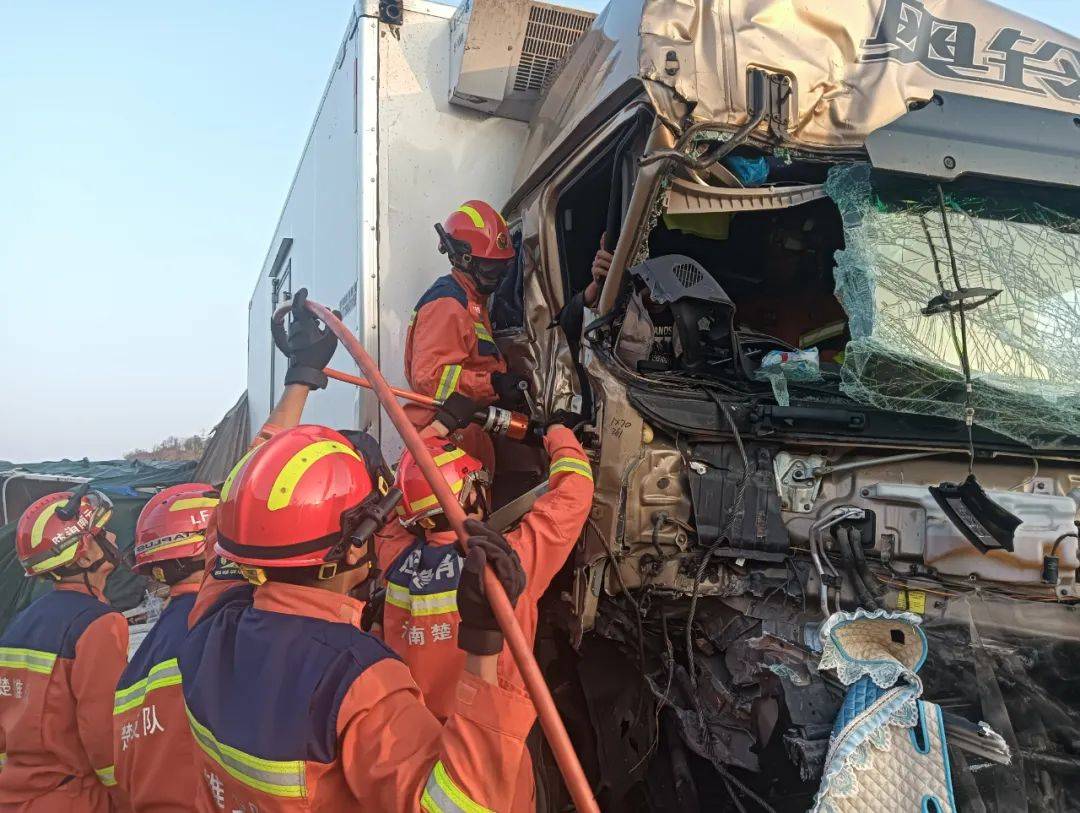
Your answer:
179;584;400;811
0;589;120;811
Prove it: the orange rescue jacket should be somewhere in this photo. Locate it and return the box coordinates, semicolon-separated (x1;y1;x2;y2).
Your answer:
403;270;507;471
379;425;595;715
178;580;535;811
112;582;199;811
0;583;129;812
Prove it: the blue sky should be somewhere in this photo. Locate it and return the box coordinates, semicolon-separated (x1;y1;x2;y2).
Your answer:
0;0;1075;462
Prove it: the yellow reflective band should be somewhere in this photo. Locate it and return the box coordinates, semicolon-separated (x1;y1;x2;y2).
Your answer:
95;765;117;787
408;479;464;514
169;497;219;512
0;752;7;769
386;584;458;617
25;546;79;576
410;310;418;327
435;365;463;402
29;500;64;550
473;323;494;343
421;760;493;813
433;448;466;467
456;205;486;229
550;457;594;482
186;707;306;798
220;446;259;503
0;647;58;676
267;441;361;511
140;533;205;558
114;659;183;715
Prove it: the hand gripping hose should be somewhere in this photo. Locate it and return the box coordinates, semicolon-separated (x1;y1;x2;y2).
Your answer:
302;299;598;812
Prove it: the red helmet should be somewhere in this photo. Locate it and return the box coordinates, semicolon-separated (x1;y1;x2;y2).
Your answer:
15;489;113;577
444;200;514;261
394;438;488;528
133;483;218;576
215;425;377;569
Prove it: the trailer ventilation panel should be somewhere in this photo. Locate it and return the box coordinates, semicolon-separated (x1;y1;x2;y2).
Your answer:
450;0;596;122
513;5;595;93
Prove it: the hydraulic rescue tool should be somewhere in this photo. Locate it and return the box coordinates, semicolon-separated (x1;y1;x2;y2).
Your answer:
321;367;532;441
296;296;599;813
271;308;532;440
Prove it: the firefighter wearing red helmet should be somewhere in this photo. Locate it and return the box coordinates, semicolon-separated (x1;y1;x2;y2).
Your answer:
373;420;595;811
112;483;218;811
403;200;530;472
0;488;130;812
178;424;534;811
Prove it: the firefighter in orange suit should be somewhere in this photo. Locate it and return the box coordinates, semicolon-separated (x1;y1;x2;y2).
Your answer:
112;483;218;810
404;200;529;472
0;488;130;812
373;419;594;811
178;424;535;811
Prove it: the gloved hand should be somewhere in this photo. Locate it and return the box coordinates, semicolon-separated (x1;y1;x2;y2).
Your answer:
544;409;582;431
457;519;525;656
270;288;340;390
491;371;529;408
434;393;479;434
360;586;386;633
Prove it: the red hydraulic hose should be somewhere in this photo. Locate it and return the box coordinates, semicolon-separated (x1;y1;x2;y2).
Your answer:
324;367;441;408
303;299;599;812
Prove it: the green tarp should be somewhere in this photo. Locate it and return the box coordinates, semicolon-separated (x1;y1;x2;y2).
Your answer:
0;459;198;634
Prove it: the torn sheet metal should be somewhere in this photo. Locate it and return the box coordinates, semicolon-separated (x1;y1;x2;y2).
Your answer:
639;0;1080;149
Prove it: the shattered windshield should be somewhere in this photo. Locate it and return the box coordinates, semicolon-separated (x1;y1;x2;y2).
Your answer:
826;164;1080;449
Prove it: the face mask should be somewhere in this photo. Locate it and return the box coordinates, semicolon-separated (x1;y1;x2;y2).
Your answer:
469;256;515;294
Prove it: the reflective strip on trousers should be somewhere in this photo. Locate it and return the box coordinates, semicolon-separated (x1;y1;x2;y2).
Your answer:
435;365;463;401
114;658;183;714
550;457;594;482
0;647;58;675
95;765;117;787
0;752;6;769
421;760;493;813
186;707;306;798
386;584;458;617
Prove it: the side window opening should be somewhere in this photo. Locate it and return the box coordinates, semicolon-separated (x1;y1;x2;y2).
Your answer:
555;113;651;307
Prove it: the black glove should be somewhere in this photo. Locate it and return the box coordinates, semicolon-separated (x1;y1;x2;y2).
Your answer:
491;371;528;407
270;288;340;390
361;586;386;632
434;393;479;433
544;410;582;431
457;519;526;656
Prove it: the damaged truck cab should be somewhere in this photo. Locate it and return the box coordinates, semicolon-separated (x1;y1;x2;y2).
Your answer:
493;1;1080;809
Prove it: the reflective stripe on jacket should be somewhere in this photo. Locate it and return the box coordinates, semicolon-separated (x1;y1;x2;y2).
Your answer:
179;580;533;811
0;584;129;812
113;584;199;810
403;270;506;471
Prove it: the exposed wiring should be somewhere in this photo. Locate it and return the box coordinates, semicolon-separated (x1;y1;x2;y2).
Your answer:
1050;532;1077;556
1011;457;1039;491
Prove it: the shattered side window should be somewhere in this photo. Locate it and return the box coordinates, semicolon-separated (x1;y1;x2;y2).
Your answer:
826;164;1080;448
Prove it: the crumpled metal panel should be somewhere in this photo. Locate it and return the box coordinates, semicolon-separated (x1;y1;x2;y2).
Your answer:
639;0;1080;148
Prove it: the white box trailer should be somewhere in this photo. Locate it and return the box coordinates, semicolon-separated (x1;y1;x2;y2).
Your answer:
246;0;594;456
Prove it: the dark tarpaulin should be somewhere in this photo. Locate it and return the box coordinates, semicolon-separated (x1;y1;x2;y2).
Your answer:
193;392;250;485
0;458;198;634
